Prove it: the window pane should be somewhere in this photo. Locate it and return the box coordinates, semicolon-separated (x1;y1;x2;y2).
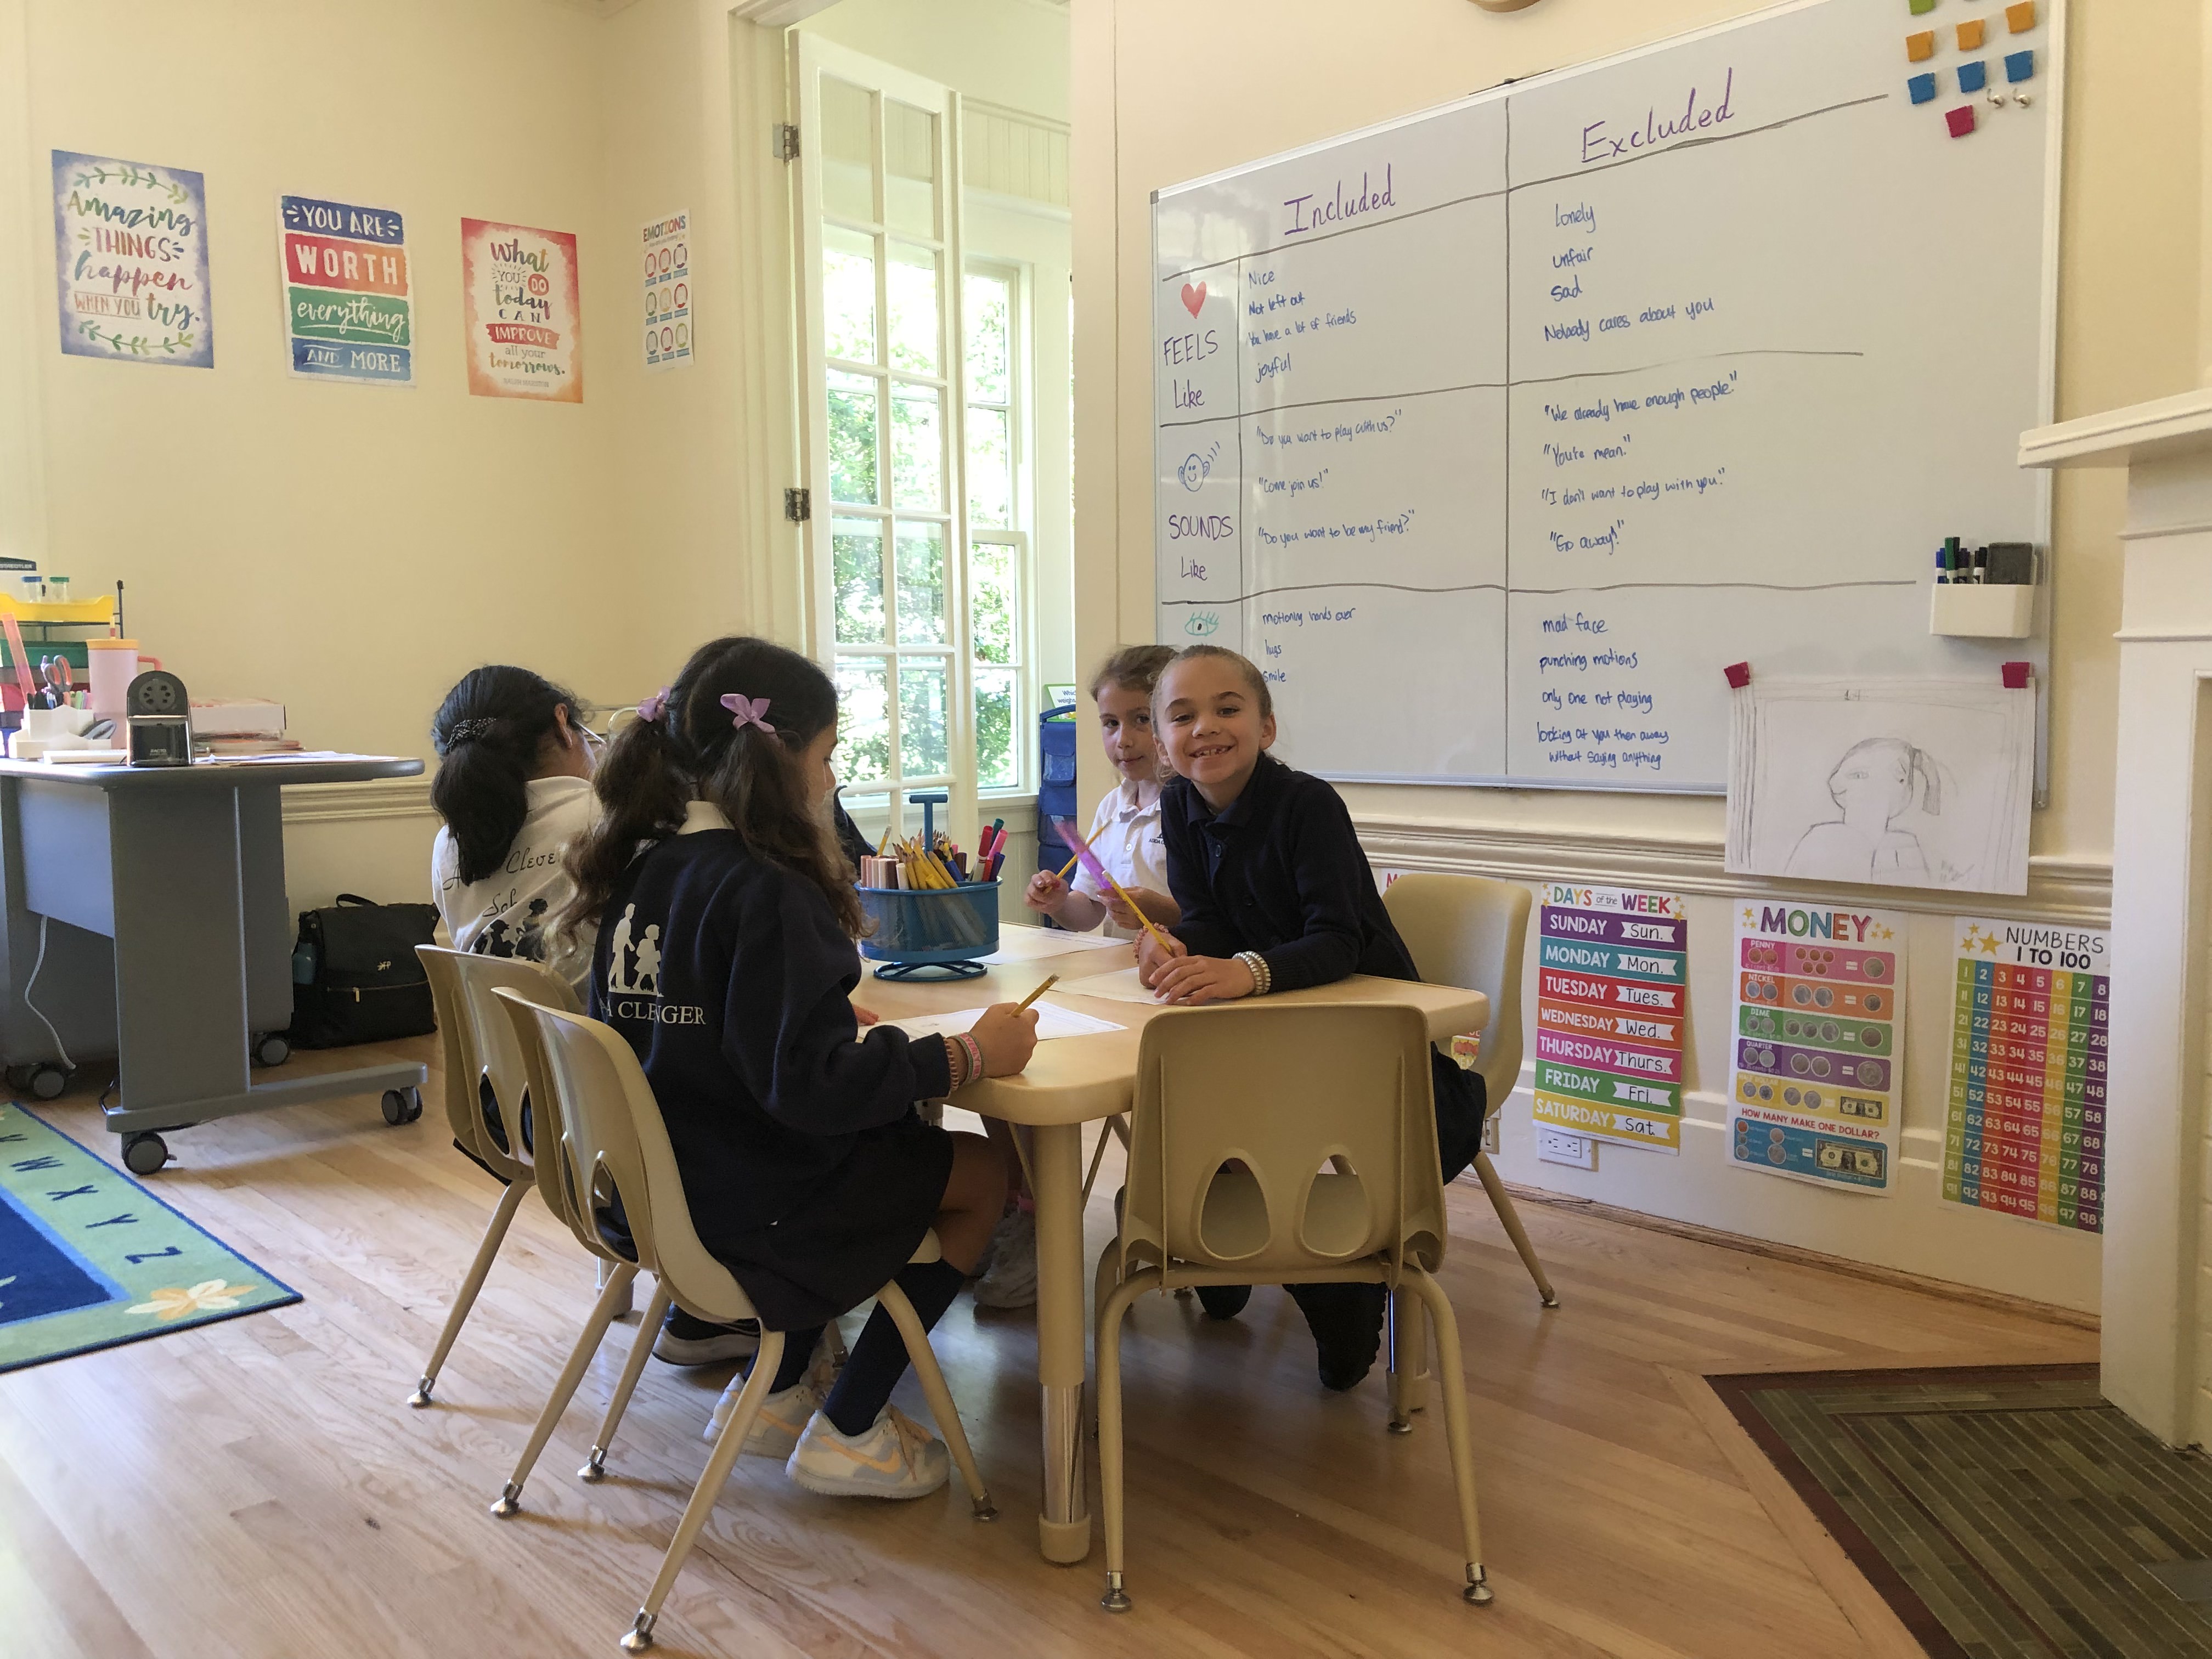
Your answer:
820;77;876;225
965;272;1010;403
822;227;877;364
834;657;891;787
975;667;1017;790
890;384;942;510
827;371;879;505
886;243;939;376
833;517;886;644
884;100;937;240
967;403;1011;528
969;538;1016;665
897;657;948;777
894;522;946;645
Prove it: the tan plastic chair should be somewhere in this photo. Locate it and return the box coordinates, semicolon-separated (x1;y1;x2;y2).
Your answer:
407;946;586;1409
490;986;995;1654
1093;1003;1493;1616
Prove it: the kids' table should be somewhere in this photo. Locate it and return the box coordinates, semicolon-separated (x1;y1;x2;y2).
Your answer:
851;924;1488;1565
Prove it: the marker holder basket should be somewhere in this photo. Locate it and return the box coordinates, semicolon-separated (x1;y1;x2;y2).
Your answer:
858;882;1001;980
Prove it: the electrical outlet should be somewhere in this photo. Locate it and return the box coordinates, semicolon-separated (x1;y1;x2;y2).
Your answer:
1537;1127;1596;1170
1481;1108;1500;1155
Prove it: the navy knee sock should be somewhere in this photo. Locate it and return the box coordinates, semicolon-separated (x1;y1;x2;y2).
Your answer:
823;1257;965;1436
765;1324;822;1392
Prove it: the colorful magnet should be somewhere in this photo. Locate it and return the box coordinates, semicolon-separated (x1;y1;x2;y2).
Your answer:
1956;18;1985;48
2005;1;2036;32
1908;72;1939;104
1946;104;1977;138
1906;29;1937;60
1909;0;1936;13
2005;48;2035;82
1957;59;1988;92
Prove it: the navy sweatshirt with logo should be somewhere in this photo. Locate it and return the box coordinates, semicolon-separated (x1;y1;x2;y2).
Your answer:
590;806;951;1252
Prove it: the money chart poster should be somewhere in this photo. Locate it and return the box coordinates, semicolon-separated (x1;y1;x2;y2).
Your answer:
278;195;412;385
1730;900;1906;1192
461;218;583;402
1532;883;1689;1153
1944;917;2107;1233
52;151;213;368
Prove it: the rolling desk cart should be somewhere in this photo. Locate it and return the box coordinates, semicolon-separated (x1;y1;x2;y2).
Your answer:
0;754;429;1172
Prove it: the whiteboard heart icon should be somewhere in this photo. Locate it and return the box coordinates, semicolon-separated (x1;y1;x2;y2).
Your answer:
1181;281;1206;317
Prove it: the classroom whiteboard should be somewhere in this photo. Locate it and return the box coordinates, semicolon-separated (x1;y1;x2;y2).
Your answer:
1152;0;2059;792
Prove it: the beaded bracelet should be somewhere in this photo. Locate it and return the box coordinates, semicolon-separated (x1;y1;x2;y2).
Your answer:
940;1034;969;1090
1235;950;1273;996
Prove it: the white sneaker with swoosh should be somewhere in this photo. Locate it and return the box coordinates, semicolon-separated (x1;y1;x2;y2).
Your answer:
706;1340;840;1458
785;1404;950;1499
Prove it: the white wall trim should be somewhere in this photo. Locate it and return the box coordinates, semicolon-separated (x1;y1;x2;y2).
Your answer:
280;776;437;826
1353;811;2112;926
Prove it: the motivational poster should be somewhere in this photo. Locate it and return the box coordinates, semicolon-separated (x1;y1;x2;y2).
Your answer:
461;219;583;402
1531;883;1689;1153
1944;917;2107;1233
52;151;213;368
278;195;412;385
1729;900;1906;1193
641;210;691;370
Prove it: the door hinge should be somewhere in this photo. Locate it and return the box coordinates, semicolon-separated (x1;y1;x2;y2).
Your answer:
773;123;800;162
784;487;811;523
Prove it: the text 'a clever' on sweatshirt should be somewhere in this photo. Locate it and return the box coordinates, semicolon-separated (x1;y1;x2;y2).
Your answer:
590;800;952;1236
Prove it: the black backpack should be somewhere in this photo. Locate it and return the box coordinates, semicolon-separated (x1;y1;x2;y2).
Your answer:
284;894;441;1048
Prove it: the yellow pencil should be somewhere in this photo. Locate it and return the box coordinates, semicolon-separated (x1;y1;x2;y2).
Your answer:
1056;852;1080;879
1015;974;1059;1012
1103;871;1175;957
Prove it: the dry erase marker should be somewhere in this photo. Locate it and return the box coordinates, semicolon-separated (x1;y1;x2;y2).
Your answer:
1936;546;1949;584
1015;974;1059;1012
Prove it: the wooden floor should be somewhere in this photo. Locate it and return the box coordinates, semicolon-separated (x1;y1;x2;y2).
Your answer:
0;1038;2092;1659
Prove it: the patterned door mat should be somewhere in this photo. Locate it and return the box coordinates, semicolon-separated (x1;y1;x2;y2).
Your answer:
1710;1364;2212;1658
0;1101;298;1372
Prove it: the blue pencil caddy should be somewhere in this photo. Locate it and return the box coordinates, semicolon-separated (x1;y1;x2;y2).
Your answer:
857;882;1001;980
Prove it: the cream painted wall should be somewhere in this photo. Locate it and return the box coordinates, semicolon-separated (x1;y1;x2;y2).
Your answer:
5;0;654;906
1073;0;2204;1309
798;0;1070;123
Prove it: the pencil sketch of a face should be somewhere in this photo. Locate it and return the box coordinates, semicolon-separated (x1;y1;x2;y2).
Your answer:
1782;738;1943;883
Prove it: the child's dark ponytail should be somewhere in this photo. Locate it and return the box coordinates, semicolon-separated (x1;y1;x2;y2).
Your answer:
430;665;583;884
560;637;864;940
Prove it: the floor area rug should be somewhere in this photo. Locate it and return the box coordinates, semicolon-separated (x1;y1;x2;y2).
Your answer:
1711;1363;2212;1658
0;1100;299;1372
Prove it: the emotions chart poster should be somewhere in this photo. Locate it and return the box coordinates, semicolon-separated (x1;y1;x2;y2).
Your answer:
1531;883;1689;1153
1944;918;2106;1233
1729;900;1905;1192
641;210;691;371
461;218;583;402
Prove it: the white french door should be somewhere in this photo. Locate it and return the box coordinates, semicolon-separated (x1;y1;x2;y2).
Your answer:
792;35;975;845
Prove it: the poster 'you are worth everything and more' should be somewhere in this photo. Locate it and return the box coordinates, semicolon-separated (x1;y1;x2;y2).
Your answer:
1730;899;1907;1192
279;195;412;385
1944;917;2107;1233
461;218;583;402
1531;884;1689;1154
51;151;213;368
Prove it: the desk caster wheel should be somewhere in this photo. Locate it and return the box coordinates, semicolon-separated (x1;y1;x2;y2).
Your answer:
27;1065;66;1100
253;1034;290;1067
381;1087;423;1126
122;1132;168;1176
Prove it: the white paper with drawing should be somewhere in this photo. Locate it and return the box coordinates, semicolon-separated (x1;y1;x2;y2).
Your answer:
1725;677;2032;896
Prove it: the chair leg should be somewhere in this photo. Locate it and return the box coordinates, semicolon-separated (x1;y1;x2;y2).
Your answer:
1095;1266;1155;1613
1080;1114;1116;1208
581;1278;674;1482
873;1280;996;1520
409;1179;529;1407
1406;1268;1493;1607
491;1261;638;1516
1386;1283;1431;1434
1474;1151;1559;1308
620;1330;785;1654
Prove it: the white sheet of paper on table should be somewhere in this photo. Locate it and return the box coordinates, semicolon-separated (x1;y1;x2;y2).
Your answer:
1046;967;1160;1005
887;1003;1126;1042
976;929;1131;962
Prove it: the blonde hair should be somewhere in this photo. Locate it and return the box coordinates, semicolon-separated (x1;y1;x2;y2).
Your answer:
1090;644;1175;701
